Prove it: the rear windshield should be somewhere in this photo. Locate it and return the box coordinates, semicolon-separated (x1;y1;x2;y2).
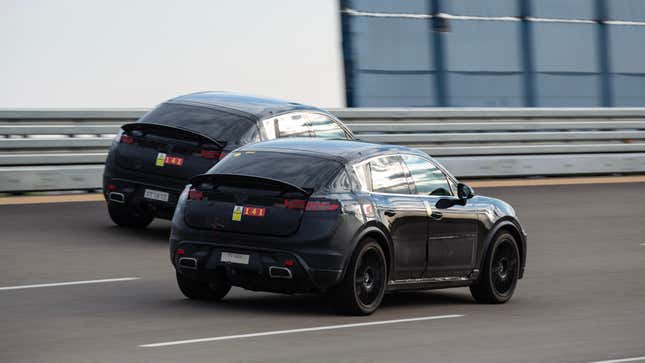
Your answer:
139;103;256;145
209;151;343;191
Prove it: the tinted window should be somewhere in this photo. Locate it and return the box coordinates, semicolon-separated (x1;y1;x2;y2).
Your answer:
369;156;411;194
277;113;312;138
139;103;255;145
402;155;452;196
308;113;348;139
210;151;342;191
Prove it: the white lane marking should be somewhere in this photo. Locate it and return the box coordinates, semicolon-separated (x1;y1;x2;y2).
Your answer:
140;314;463;348
591;357;645;363
0;277;140;291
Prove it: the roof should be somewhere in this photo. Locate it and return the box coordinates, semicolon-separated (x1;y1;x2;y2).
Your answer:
167;91;322;120
238;138;427;163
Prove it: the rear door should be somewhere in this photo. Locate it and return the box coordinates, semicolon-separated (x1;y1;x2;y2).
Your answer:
400;154;478;277
364;155;428;280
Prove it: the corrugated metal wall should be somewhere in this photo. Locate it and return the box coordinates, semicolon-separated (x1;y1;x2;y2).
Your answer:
340;0;645;107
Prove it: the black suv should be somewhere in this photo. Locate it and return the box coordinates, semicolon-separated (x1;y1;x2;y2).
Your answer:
102;92;354;228
170;138;527;315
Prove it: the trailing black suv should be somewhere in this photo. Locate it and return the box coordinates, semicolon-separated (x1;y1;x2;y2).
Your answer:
102;92;354;228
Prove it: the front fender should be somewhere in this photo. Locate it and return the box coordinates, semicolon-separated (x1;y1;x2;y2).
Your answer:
479;218;527;279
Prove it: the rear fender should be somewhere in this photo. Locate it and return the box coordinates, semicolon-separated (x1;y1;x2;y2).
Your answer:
337;222;392;282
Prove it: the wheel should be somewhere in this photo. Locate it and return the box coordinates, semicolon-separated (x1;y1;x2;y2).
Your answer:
107;203;154;228
176;272;231;301
331;238;387;315
470;232;520;304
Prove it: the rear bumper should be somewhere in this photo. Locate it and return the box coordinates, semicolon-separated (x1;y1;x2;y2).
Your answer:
170;239;344;293
103;162;186;219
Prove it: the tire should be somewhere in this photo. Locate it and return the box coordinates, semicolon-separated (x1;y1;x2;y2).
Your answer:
331;238;387;315
107;203;154;228
470;232;520;304
176;272;231;301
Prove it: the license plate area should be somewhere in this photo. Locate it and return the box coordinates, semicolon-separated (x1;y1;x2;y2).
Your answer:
220;252;250;265
144;188;169;202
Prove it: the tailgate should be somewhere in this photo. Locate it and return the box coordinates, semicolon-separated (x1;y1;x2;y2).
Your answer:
114;123;224;180
184;174;311;237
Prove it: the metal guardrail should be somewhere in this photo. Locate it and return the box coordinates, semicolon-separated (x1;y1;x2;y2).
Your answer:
1;108;645;192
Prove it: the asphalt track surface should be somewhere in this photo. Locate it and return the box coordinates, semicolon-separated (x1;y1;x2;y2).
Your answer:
1;183;644;363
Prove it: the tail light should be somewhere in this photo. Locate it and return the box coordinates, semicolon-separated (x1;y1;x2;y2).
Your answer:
120;134;134;144
199;150;228;160
188;188;204;200
283;199;340;211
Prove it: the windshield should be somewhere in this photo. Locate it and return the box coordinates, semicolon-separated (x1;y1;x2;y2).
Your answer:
139;103;256;145
209;150;343;191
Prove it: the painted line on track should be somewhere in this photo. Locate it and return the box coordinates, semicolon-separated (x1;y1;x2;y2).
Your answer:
590;356;645;363
139;314;464;348
0;277;140;291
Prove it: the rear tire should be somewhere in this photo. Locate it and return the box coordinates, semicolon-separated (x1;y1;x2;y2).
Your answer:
330;238;387;315
107;203;154;228
470;232;520;304
176;272;231;301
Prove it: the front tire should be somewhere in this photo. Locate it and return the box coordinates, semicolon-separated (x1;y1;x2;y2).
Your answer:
176;272;231;301
331;238;387;315
470;232;520;304
107;203;154;228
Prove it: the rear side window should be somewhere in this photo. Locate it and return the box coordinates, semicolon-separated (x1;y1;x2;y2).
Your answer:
308;113;348;139
210;151;342;191
369;156;411;194
139;103;256;145
401;155;453;196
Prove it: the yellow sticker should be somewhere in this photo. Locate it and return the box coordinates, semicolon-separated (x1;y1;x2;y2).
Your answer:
231;205;243;221
245;151;255;154
233;152;242;157
155;152;166;167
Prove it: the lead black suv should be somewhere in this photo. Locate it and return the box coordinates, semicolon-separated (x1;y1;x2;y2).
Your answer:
102;92;354;228
170;138;527;315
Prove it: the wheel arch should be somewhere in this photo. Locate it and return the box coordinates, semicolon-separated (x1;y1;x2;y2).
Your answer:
340;223;392;282
479;218;527;279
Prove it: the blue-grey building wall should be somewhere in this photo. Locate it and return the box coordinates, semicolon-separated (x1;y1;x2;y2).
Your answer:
340;0;645;107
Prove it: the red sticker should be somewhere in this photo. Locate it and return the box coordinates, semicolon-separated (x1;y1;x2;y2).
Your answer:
243;207;266;217
164;156;184;166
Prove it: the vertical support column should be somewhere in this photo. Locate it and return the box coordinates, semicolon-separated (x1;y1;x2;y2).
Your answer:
430;0;448;107
596;0;613;107
340;0;356;107
519;0;537;107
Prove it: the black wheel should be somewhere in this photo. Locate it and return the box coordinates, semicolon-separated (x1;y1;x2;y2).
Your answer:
176;272;231;301
470;232;520;304
107;203;154;228
331;238;387;315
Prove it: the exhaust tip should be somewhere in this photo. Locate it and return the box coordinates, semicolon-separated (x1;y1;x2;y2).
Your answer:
178;257;198;270
108;192;125;204
269;266;292;279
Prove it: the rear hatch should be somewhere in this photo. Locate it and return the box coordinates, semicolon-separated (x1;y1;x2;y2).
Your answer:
183;151;343;237
115;123;226;180
114;102;256;181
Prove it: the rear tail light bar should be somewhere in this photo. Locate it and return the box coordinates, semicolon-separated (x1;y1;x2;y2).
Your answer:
120;134;135;144
199;150;228;160
188;188;204;200
283;199;340;211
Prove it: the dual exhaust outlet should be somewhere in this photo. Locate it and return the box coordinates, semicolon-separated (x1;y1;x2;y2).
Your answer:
178;257;293;280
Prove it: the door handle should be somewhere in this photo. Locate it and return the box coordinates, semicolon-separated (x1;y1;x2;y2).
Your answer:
384;210;396;217
430;211;443;220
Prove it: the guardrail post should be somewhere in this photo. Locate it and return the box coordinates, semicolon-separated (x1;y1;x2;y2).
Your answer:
596;0;614;107
429;0;448;107
519;0;537;107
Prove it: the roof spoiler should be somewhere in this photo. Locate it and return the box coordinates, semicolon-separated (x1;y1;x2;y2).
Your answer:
190;173;312;196
121;122;226;148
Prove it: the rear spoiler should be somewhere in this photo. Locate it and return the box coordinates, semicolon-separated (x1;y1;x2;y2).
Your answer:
121;122;226;149
190;173;312;196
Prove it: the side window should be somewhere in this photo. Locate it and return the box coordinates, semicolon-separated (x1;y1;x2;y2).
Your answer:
277;113;312;138
369;156;411;194
401;155;453;196
307;113;348;139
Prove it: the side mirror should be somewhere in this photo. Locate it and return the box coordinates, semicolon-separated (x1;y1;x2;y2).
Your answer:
457;183;474;200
